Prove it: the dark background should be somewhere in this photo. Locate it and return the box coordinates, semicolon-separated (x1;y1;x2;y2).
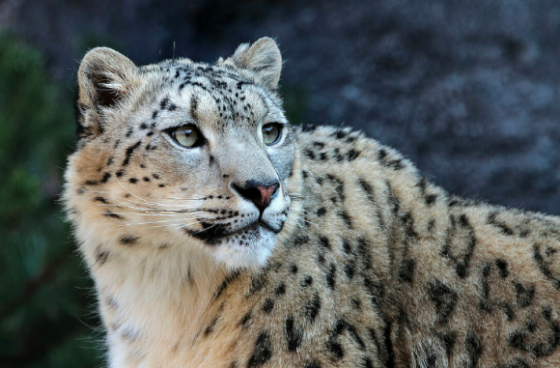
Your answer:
1;0;560;366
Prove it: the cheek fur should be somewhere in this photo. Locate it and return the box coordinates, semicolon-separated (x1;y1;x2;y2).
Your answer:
268;144;295;181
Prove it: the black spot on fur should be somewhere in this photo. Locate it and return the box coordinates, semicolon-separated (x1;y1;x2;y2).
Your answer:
95;247;110;265
129;178;138;184
442;214;477;278
285;316;303;352
326;336;344;359
105;211;123;220
247;332;273;367
465;333;483;368
304;293;321;323
398;258;415;283
274;283;286;296
425;194;437;206
339;210;353;228
347;149;360;161
438;331;457;358
514;282;535;308
383;322;396;368
389;159;404;170
300;275;313;287
319;236;330;249
500;303;515;320
305;149;315;160
533;244;560;289
362;358;374;368
343;320;366;350
122;141;142;166
496;259;509;278
317;207;327;217
509;307;560;357
487;212;514;235
262;298;274;313
120;235;140;245
401;212;418;240
94;196;108;204
358;178;376;204
204;314;219;336
240;310;252;329
344;261;355;280
428;280;458;323
356;238;373;270
214;271;241;299
386;181;400;215
326;263;336;289
247;272;267;297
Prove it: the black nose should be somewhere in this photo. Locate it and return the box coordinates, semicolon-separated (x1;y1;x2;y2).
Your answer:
232;180;280;212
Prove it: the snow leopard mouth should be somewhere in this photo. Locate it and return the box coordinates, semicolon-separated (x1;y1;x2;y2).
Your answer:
189;220;283;246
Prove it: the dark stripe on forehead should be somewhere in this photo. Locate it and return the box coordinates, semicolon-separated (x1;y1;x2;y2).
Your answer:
190;95;200;122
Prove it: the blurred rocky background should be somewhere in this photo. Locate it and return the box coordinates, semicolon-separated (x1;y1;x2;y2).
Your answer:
1;0;560;366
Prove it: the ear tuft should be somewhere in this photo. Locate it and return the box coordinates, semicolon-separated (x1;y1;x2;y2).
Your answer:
78;47;137;109
231;37;282;89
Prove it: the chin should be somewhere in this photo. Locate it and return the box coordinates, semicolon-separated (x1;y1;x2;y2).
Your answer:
210;229;277;271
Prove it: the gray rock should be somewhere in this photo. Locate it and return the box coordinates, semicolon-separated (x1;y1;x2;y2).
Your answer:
6;0;560;214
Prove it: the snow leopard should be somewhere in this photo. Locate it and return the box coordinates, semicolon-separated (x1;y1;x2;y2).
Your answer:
64;37;560;368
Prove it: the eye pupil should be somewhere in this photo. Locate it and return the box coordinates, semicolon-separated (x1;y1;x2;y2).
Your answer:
262;123;282;145
170;124;200;148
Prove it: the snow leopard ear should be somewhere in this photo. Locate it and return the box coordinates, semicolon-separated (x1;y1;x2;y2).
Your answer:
230;37;282;89
78;47;138;110
76;47;139;138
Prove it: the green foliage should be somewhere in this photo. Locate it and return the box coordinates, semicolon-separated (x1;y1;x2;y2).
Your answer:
0;33;102;368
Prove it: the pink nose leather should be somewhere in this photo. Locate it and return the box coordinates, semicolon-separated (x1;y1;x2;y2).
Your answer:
254;185;278;210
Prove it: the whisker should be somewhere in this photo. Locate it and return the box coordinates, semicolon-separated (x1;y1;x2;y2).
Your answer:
165;197;209;201
120;218;201;226
193;222;218;234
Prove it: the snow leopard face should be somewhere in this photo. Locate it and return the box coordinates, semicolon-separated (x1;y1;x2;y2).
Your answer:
66;38;302;270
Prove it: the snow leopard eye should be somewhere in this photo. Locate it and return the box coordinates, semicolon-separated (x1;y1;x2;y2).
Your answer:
169;125;202;148
262;123;282;146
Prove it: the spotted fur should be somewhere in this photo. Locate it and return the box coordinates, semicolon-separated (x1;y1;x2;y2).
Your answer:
64;38;560;367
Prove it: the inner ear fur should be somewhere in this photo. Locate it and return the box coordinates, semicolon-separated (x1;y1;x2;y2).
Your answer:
78;47;138;110
230;37;282;89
